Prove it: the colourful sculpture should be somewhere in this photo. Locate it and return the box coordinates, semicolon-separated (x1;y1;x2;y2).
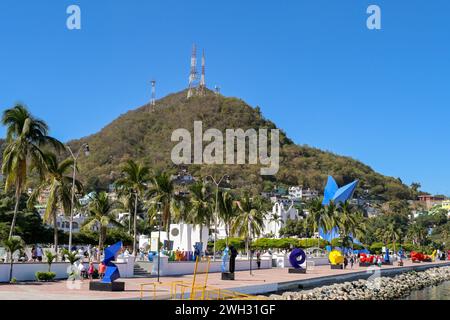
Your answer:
322;176;359;206
289;248;307;269
360;253;376;264
221;247;229;273
411;251;436;262
102;241;122;284
320;176;359;242
329;250;344;265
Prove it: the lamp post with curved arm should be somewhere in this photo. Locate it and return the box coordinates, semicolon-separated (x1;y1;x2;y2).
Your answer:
204;175;230;262
66;143;90;251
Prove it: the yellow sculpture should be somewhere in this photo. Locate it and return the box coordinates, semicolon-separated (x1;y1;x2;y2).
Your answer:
329;250;344;265
430;250;437;261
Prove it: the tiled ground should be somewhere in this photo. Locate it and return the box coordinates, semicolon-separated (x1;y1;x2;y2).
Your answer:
0;260;448;300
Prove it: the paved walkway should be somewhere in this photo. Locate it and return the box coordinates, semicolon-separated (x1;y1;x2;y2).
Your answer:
0;260;449;300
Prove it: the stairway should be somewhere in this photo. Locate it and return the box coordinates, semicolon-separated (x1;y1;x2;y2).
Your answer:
133;264;153;278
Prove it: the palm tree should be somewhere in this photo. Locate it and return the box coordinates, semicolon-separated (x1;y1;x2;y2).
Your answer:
83;192;124;260
217;190;237;246
28;153;82;255
1;105;64;238
114;160;150;255
45;251;57;272
232;194;265;258
2;236;24;282
65;250;81;265
333;201;360;249
407;223;426;246
385;222;401;254
147;172;176;240
189;181;213;245
304;198;325;247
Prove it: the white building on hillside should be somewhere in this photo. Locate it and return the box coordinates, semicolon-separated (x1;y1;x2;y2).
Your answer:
288;186;319;201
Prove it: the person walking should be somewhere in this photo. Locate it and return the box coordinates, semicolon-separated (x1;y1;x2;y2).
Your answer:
36;245;43;262
31;246;37;262
78;261;87;280
350;255;354;269
99;262;106;280
88;262;95;280
256;251;261;269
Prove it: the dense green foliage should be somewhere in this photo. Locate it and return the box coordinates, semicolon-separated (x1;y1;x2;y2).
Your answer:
68;90;415;201
35;271;56;281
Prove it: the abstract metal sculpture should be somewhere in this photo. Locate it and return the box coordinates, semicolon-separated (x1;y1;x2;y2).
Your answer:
289;248;307;269
322;176;359;206
320;176;359;243
329;250;345;269
102;241;122;284
221;247;229;273
288;248;307;273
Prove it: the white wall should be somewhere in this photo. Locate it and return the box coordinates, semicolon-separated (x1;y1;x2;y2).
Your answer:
148;257;272;276
0;258;135;283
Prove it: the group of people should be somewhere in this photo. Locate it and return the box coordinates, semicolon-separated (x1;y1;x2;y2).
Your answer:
76;261;107;280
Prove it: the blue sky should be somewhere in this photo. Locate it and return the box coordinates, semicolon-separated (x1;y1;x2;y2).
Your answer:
0;0;449;195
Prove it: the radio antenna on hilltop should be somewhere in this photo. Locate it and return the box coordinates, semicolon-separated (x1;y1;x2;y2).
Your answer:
198;49;206;96
187;44;198;99
151;80;156;107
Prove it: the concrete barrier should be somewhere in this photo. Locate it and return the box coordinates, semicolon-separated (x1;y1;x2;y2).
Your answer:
0;257;135;283
137;257;272;277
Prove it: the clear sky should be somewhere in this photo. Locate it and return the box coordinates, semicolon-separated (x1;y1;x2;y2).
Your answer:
0;0;449;195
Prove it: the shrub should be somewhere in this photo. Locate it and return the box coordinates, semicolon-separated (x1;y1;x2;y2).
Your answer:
251;238;329;250
369;242;384;254
35;272;56;282
210;238;245;251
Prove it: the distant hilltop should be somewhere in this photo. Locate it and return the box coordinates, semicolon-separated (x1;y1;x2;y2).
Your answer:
66;89;416;202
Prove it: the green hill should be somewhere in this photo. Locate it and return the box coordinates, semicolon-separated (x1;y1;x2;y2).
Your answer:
67;89;413;200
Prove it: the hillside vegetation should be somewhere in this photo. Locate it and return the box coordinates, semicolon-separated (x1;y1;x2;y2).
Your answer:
67;89;413;200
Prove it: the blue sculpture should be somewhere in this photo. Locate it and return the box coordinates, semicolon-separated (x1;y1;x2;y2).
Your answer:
322;176;359;206
221;247;229;273
101;241;122;284
320;176;359;242
289;248;307;269
193;242;202;261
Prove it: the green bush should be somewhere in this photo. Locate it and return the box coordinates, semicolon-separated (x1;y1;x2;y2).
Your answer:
251;238;329;250
369;242;384;254
210;238;245;251
35;272;56;282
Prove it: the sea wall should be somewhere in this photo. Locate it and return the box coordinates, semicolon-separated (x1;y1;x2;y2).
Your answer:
269;266;450;300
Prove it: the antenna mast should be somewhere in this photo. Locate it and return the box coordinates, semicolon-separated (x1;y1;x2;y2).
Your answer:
199;49;206;95
151;80;156;107
187;44;198;99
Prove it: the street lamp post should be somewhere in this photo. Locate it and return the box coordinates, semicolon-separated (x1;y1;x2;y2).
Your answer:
131;191;138;258
249;217;253;276
66;143;90;252
205;175;230;262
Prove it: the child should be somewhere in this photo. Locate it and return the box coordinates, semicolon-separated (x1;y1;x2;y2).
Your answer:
98;262;106;280
88;262;95;280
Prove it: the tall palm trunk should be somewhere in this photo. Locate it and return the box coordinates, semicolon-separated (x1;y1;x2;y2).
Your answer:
53;210;58;260
9;185;21;239
98;227;106;261
133;193;138;256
